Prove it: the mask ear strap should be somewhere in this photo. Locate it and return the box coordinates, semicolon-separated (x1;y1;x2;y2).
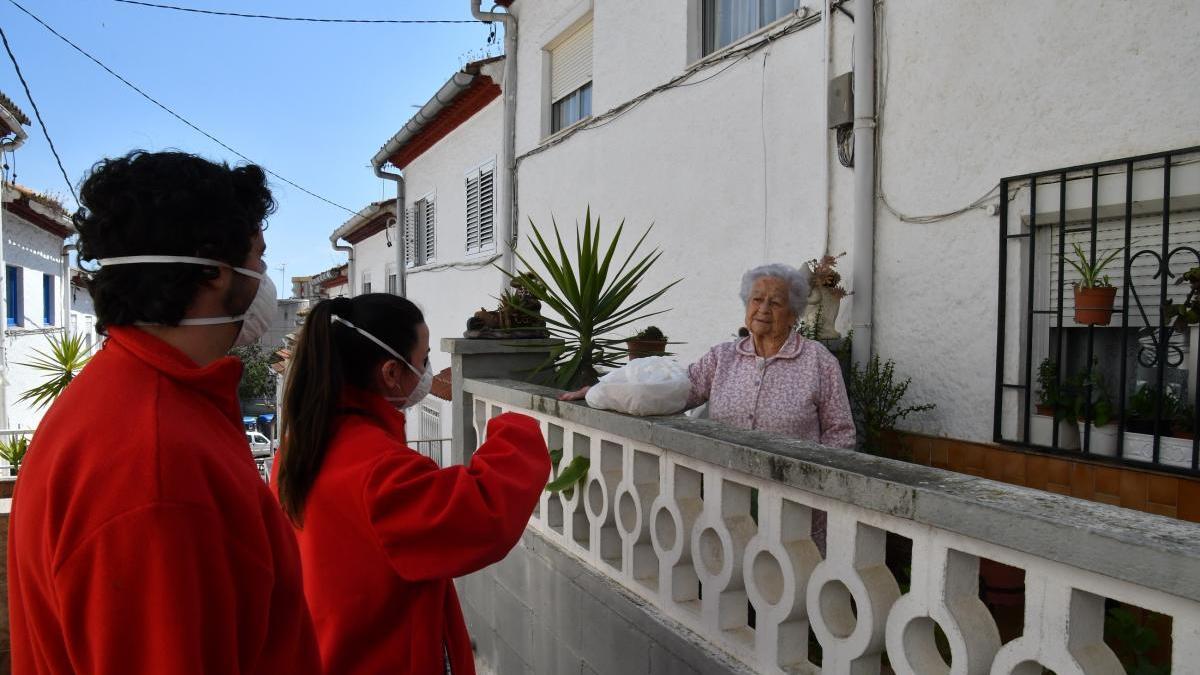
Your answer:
330;315;405;363
98;255;230;268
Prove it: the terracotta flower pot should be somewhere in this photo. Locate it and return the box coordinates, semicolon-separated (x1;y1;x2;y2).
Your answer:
626;339;667;360
1074;286;1117;325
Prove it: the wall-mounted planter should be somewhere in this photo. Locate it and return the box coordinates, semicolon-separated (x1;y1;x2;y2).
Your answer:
1074;286;1117;325
626;339;667;360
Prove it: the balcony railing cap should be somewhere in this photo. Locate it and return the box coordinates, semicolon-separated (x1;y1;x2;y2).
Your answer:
465;376;1200;603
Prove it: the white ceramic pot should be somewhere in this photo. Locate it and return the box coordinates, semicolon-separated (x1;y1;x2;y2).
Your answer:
1078;422;1118;457
801;287;842;340
1030;414;1080;449
1121;431;1196;469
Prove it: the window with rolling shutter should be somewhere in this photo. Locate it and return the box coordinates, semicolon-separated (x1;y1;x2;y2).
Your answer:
550;20;593;133
465;162;496;254
1046;212;1200;327
385;263;397;294
995;147;1200;473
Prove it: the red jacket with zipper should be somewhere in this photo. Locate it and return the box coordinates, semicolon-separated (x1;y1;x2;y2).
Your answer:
8;327;321;674
277;387;549;675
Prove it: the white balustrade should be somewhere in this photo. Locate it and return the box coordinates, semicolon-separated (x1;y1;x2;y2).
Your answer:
468;390;1200;675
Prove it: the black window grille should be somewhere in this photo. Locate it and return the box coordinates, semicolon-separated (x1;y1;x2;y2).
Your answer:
995;146;1200;475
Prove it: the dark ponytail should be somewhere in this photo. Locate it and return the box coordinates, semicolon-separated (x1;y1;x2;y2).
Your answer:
276;293;424;525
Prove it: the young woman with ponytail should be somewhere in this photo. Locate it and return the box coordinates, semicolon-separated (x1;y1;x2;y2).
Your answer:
274;293;550;675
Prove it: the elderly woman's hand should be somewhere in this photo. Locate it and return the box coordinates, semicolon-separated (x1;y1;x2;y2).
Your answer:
557;385;591;401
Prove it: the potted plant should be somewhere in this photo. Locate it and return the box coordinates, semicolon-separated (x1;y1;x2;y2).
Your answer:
0;435;29;477
1066;242;1122;325
1172;403;1194;440
626;326;668;360
1064;365;1117;456
846;353;935;455
800;253;851;341
501;208;681;388
1122;383;1195;468
1029;358;1079;449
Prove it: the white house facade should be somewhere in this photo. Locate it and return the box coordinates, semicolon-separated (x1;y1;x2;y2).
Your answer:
0;185;96;431
336;57;507;452
499;0;1200;450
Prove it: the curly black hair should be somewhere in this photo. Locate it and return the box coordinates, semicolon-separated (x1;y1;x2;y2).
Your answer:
74;151;275;332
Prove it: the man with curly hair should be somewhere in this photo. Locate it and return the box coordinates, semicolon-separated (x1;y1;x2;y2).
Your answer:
7;151;321;674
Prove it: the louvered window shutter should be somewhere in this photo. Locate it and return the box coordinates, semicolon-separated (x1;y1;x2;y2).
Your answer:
404;206;416;267
423;197;436;264
479;167;495;248
465;173;481;252
550;21;593;103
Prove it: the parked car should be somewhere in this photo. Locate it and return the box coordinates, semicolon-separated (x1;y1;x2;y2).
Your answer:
246;431;273;458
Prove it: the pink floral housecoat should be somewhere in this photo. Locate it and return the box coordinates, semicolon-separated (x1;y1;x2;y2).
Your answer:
686;333;856;449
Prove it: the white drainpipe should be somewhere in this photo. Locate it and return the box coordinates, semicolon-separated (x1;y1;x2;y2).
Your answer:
331;243;355;298
850;0;876;366
374;165;407;297
470;0;518;286
821;0;833;254
62;242;75;333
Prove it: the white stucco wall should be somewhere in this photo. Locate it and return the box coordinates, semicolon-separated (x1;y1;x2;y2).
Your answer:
864;0;1200;442
505;0;1200;445
512;1;828;363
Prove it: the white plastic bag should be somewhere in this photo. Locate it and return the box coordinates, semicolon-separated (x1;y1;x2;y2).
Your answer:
585;356;691;416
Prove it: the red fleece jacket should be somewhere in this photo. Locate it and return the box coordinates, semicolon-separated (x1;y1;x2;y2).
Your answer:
278;387;549;675
8;327;321;674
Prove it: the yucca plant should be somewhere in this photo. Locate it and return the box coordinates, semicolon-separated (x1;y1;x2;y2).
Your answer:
17;332;93;410
502;209;680;388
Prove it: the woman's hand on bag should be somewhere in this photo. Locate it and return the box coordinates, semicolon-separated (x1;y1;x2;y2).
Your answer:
558;385;591;401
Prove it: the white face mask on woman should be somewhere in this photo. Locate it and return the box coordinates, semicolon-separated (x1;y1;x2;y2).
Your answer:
97;255;277;347
330;315;431;409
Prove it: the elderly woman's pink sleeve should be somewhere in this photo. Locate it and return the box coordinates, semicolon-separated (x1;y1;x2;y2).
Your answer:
686;346;720;409
817;354;856;448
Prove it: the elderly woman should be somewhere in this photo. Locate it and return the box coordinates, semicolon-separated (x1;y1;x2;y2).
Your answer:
686;263;855;447
564;263;856;448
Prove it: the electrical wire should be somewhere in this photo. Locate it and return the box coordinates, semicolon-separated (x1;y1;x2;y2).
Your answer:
0;21;78;204
873;0;1002;224
7;0;358;215
112;1;481;24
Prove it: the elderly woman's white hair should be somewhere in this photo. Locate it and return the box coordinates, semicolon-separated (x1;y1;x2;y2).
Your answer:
738;263;811;316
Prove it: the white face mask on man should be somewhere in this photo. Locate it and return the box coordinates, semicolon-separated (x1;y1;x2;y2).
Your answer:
330;315;431;409
97;255;277;347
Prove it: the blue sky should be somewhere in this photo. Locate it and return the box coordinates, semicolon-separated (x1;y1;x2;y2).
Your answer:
0;1;498;295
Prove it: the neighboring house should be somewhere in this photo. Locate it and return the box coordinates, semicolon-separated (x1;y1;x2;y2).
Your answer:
300;263;350;300
258;297;316;352
336;56;506;451
0;184;95;430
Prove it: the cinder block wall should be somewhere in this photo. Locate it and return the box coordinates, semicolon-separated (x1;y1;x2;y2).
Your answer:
457;530;748;675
